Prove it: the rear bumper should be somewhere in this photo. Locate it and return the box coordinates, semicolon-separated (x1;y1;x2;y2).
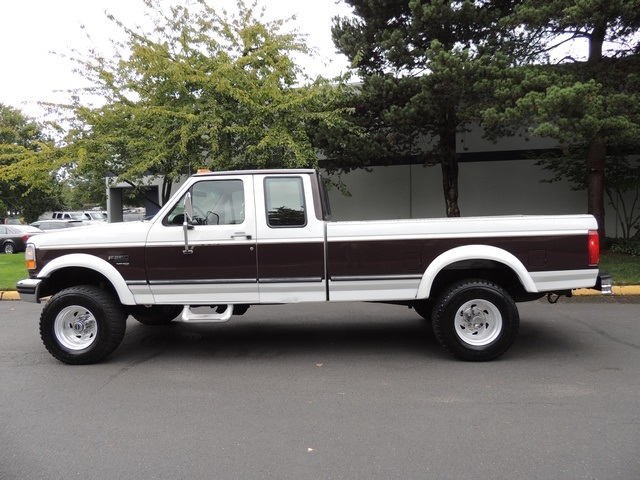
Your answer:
550;273;613;299
16;278;42;303
594;273;613;295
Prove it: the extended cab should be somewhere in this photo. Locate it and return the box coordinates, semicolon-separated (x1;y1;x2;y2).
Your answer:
17;169;611;364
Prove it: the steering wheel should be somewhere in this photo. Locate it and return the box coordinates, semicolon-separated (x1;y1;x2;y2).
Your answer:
205;211;220;225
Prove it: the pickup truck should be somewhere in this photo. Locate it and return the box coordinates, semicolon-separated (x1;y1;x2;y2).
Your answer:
17;169;611;364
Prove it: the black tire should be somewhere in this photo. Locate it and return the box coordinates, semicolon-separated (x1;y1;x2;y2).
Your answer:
3;242;16;254
432;279;519;361
131;305;182;325
39;286;127;365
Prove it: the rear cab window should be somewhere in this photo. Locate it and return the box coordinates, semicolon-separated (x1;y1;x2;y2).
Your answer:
264;177;306;228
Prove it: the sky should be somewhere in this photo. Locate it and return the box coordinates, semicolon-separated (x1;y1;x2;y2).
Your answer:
0;0;353;120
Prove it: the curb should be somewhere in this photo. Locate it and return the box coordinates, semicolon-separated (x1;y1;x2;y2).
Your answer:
0;291;21;301
572;286;640;296
1;287;640;301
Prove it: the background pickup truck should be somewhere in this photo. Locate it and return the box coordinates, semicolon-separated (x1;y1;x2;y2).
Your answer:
17;169;611;364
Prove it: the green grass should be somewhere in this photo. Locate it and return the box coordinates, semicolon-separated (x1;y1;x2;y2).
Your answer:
0;253;28;290
599;251;640;286
0;250;638;291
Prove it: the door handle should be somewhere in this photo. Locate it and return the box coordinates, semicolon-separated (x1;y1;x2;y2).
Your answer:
231;232;252;240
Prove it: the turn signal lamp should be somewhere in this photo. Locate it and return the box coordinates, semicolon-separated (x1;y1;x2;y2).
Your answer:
25;244;36;270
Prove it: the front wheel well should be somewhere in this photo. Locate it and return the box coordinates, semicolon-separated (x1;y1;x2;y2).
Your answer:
428;260;537;302
39;267;119;300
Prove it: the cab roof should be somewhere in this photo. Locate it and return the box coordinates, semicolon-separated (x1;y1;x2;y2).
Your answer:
193;168;317;177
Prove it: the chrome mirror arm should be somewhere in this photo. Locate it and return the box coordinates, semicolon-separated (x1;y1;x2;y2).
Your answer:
182;192;194;254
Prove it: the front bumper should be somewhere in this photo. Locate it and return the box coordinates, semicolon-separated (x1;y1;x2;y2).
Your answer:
16;278;42;303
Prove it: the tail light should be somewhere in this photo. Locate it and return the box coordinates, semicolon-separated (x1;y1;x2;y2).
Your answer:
22;234;31;241
588;230;599;266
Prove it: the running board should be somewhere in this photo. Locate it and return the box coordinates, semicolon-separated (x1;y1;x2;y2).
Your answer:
180;305;234;323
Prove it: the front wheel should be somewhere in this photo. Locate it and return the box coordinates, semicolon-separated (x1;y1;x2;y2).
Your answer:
39;286;127;364
432;280;519;361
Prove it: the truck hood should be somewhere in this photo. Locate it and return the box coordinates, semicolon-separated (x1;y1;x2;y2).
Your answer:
29;221;153;249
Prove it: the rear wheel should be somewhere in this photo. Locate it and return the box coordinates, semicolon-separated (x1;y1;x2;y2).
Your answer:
3;242;16;254
40;286;127;364
432;280;519;361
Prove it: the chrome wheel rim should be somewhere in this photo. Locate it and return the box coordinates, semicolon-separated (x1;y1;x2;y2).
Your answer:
54;305;98;350
454;299;502;346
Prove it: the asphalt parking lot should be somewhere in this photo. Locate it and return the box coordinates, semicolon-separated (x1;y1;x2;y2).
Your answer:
1;298;639;479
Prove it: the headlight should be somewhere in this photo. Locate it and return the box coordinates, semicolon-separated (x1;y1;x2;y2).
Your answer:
25;244;37;270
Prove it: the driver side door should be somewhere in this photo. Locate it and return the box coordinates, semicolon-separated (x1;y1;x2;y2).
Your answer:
145;175;258;304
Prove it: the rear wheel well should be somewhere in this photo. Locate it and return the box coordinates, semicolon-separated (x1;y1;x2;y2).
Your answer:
428;260;540;303
39;267;119;300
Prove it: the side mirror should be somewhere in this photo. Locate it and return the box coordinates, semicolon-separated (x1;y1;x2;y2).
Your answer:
182;192;194;254
183;192;193;225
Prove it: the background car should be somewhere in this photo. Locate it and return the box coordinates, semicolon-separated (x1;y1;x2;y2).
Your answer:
123;212;145;222
83;211;107;221
31;220;86;231
0;225;43;254
0;217;23;225
51;211;86;220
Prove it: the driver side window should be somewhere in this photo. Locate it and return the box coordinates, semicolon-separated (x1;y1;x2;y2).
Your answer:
164;179;245;226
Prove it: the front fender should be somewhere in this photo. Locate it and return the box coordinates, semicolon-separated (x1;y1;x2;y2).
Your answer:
416;245;537;299
38;253;136;305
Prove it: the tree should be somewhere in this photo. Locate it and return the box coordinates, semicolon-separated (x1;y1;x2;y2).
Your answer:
605;158;640;239
486;0;640;238
331;0;532;217
0;104;63;222
61;0;354;204
61;173;107;210
534;148;640;239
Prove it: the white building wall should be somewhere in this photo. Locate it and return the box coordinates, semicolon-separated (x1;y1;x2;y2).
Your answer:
323;123;636;236
325;160;626;236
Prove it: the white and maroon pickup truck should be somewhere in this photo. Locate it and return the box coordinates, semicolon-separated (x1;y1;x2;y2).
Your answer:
17;169;611;364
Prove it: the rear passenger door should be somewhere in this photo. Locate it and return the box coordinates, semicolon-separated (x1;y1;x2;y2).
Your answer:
254;174;326;303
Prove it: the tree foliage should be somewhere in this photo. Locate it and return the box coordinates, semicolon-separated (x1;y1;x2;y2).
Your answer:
330;0;640;231
61;0;354;204
330;0;533;217
483;0;640;238
0;104;63;222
